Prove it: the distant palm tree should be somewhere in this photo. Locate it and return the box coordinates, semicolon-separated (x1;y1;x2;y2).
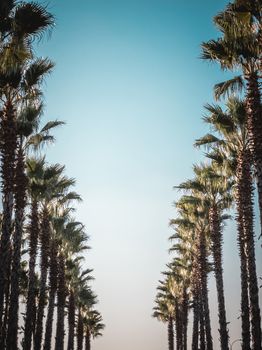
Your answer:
176;165;232;350
83;309;105;350
174;195;213;350
34;165;76;350
66;259;93;350
153;280;175;350
170;215;198;350
55;219;88;350
23;160;75;350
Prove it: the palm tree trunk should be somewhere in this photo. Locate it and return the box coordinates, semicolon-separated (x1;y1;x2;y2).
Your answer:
0;101;17;338
245;72;262;236
181;287;188;350
209;205;229;350
23;200;39;350
85;329;91;350
67;289;75;350
196;233;206;350
236;150;251;350
43;240;58;350
77;308;84;350
55;253;66;350
192;292;199;350
168;316;174;350
237;149;262;350
199;294;206;350
34;206;51;350
192;257;200;350
1;255;11;349
6;145;27;350
199;229;213;350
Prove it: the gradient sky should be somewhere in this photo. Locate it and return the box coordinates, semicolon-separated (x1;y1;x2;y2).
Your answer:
35;1;262;349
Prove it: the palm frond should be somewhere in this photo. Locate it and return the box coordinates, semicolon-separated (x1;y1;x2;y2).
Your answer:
214;76;245;100
194;134;221;148
22;57;54;88
13;2;54;40
40;120;65;133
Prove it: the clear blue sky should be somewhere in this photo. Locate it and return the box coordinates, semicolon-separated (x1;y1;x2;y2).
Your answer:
35;1;262;349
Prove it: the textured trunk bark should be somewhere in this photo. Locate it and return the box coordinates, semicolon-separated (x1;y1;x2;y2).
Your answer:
55;253;66;350
1;257;11;350
167;316;174;350
85;329;90;350
199;293;206;350
77;308;84;350
43;240;58;350
237;149;262;350
192;257;200;350
199;229;213;350
23;200;39;350
67;289;75;350
181;287;188;350
245;72;262;239
209;205;229;350
196;232;206;350
34;206;51;350
175;300;180;350
7;145;27;350
236;150;251;350
0;101;17;339
192;292;199;350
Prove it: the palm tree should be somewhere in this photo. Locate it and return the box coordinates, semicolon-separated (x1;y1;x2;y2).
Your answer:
176;165;232;350
66;258;93;350
169;225;196;350
23;160;75;350
83;310;105;350
153;279;175;350
195;97;262;350
201;1;262;239
34;166;77;350
0;4;54;338
7;102;64;350
173;195;214;350
43;210;82;350
43;237;58;350
22;158;43;350
77;285;98;350
55;219;88;350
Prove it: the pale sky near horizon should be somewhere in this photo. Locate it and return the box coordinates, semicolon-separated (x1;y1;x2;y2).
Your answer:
35;1;262;349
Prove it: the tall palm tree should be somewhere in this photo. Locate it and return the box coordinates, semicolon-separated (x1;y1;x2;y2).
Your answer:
66;258;93;350
0;4;54;338
43;237;58;350
7;101;64;350
77;285;98;350
23;160;76;350
55;219;88;350
169;224;196;350
173;195;214;350
34;166;77;350
176;165;232;350
201;1;262;238
22;158;43;350
195;97;262;350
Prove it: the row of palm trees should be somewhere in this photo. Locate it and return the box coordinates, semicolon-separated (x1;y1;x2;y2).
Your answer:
0;1;104;350
153;1;261;349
